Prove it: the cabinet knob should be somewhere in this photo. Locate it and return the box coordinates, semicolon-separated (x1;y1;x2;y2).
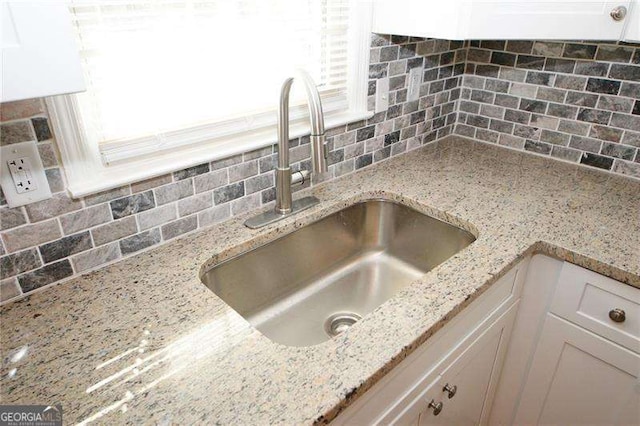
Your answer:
443;383;457;399
428;399;443;416
610;6;627;21
609;308;626;323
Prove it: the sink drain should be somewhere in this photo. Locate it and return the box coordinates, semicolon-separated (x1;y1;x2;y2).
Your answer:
325;312;362;337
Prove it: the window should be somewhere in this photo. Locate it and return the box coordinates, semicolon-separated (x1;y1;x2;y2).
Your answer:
48;0;371;197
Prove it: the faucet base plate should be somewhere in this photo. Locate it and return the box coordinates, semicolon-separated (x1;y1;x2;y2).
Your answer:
244;196;320;229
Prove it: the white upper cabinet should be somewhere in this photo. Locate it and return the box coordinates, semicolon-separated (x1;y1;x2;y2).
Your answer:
1;2;85;102
373;0;636;41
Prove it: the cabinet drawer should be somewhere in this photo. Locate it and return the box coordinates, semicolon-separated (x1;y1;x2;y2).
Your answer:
549;262;640;353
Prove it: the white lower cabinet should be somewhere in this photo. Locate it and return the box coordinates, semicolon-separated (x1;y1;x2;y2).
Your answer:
418;304;517;426
513;314;640;425
333;255;639;426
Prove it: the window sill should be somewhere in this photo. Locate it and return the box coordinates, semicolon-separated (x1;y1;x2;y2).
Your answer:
54;108;373;198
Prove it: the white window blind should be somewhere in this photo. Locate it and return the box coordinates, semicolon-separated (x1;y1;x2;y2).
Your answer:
68;0;352;163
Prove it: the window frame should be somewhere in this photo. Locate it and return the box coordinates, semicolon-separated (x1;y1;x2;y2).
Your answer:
48;0;372;198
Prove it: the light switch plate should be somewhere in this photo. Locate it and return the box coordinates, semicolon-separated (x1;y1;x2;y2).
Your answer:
1;141;52;207
407;67;422;102
375;77;389;113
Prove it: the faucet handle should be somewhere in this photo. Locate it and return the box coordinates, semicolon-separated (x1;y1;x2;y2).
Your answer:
291;170;311;186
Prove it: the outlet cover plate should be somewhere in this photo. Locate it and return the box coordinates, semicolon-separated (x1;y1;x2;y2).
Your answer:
1;141;52;207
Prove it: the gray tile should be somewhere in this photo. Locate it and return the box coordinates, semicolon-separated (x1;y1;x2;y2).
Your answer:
60;204;111;235
92;217;137;246
84;186;131;206
551;145;582;162
0;121;35;145
45;168;64;193
610;113;640;131
161;216;197;240
25;193;83;222
213;182;245;205
31;117;52;141
243;146;272;161
601;142;636;160
173;163;209;180
1;248;41;278
110;191;156;219
39;231;92;263
612;159;640;178
211;154;243;170
119;228;161;255
72;242;120;273
131;174;172;193
228;161;258;183
1;219;61;253
198;204;231;228
154;180;193;205
589;125;623;142
37;143;59;168
0;277;21;302
231;194;261;215
137;204;176;231
18;260;73;293
596;95;634;113
178;193;212;217
0;207;27;231
596;45;634;63
569;135;602;153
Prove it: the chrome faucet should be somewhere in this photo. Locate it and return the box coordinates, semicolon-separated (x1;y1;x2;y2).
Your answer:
244;70;328;229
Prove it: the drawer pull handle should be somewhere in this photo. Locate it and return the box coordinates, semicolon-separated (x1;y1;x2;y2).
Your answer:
428;399;443;416
609;308;626;323
443;383;457;398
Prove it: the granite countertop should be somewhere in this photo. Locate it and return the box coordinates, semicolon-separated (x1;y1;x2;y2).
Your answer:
1;136;639;425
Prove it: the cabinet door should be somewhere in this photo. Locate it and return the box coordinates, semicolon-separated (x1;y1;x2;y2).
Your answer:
465;1;631;40
419;304;518;426
515;314;640;425
1;2;85;101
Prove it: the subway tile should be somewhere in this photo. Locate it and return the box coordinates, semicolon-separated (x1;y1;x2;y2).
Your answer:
554;75;587;91
45;168;64;193
18;260;73;293
25;193;82;222
119;228;161;255
580;152;614;170
524;139;552;155
137;204;176;231
563;43;597;59
532;41;564;57
576;108;611;125
213;182;245;205
589;125;623;142
609;64;640;81
585;78;621;95
31;117;52;141
131;174;173;193
547;103;578;119
565;91;599;107
574;61;609;77
228;161;258;183
596;45;634;63
173;163;209;180
211;154;243;170
154;180;193;206
92;217;137;246
60;204;111;235
0;248;41;278
161;216;197;240
198;204;231;228
569;135;603;153
0;99;44;121
1;219;61;253
39;231;92;263
111;191;156;219
612;159;640;178
0;207;27;231
596;95;634;112
71;242;120;273
0;278;21;302
601;142;636;160
551;145;582;162
84;186;131;206
0;121;35;145
544;58;575;74
231;193;261;216
178;193;212;217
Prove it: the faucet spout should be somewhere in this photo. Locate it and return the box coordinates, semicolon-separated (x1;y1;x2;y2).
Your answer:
244;70;327;228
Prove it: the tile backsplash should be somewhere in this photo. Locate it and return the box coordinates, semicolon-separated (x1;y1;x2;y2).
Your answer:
454;40;640;176
1;35;639;303
0;34;464;303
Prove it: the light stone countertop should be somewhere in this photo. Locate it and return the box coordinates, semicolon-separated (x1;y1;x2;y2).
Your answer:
1;136;639;425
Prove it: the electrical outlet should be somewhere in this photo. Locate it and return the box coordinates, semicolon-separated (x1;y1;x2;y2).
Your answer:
407;68;422;102
375;77;389;113
1;141;52;207
7;157;37;193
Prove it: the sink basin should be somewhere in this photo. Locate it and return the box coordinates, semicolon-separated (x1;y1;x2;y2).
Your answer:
201;200;476;347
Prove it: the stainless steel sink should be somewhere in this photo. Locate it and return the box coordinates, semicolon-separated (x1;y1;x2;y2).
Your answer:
201;200;476;347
